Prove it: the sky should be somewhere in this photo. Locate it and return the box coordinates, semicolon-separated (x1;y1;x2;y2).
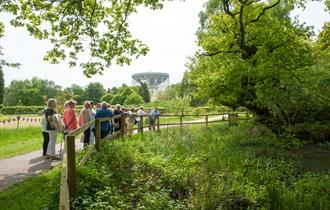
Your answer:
1;1;329;89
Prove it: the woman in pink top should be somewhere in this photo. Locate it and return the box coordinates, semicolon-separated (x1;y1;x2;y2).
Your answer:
63;100;78;133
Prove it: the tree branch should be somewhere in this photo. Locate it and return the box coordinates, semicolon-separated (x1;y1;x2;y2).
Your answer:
223;0;238;19
250;0;281;23
198;49;240;57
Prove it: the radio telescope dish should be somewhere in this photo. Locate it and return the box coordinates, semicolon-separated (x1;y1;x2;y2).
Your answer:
132;72;170;100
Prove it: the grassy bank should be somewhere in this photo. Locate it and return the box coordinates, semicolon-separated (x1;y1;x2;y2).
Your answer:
0;168;60;210
0;127;43;159
74;124;330;209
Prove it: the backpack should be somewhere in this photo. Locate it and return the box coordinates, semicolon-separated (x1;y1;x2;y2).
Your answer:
51;114;64;132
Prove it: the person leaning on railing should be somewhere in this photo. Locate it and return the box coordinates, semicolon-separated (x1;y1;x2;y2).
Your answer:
94;102;114;139
148;107;160;131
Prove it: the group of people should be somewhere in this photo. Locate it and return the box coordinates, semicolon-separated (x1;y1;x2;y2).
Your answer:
41;98;160;160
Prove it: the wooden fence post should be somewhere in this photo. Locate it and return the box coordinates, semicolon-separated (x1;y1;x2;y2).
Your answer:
67;135;77;199
157;115;160;131
205;115;208;127
95;119;101;152
140;116;143;133
120;114;125;137
228;113;238;126
16;116;20;129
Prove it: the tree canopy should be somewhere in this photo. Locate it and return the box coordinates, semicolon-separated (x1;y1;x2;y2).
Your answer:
187;0;330;137
0;0;165;77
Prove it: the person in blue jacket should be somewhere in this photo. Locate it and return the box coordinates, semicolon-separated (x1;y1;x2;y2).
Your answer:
94;102;113;139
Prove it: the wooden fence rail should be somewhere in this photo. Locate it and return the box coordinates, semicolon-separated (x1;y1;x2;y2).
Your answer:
59;112;250;210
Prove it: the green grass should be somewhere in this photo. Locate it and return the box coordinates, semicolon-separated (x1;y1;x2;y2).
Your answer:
0;127;43;159
73;124;330;209
0;168;60;210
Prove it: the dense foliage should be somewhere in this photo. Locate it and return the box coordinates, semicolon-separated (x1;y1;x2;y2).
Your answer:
74;124;330;209
4;77;62;106
0;0;165;76
186;0;330;138
2;78;150;106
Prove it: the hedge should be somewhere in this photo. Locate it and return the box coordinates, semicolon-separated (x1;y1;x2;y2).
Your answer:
0;106;45;115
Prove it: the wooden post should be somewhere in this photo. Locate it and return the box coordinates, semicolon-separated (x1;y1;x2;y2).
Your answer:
205;115;208;127
156;115;160;131
95;119;101;152
180;115;183;127
228;113;238;126
140;116;143;133
66;135;77;199
120;114;125;137
16;116;20;129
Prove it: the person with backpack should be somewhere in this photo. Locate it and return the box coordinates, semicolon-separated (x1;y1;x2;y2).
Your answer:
45;98;60;160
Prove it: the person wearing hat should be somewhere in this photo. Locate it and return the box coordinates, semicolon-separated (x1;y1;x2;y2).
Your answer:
63;99;78;134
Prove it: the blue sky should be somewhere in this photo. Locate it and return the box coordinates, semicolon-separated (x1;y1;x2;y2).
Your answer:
1;1;329;89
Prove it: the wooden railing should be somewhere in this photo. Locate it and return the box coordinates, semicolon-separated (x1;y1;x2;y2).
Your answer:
59;112;250;209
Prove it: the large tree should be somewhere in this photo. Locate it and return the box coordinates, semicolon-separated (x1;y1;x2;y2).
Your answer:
64;84;85;104
0;0;164;77
4;77;62;105
82;82;106;103
188;0;330;136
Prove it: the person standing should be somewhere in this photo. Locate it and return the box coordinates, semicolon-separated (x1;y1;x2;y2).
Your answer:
63;100;78;134
45;98;59;160
113;104;122;132
89;101;96;145
79;101;93;146
137;106;146;133
41;108;49;156
94;102;113;138
149;107;160;131
126;107;136;137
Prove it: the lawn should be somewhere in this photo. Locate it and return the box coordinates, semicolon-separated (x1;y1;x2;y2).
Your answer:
0;127;44;159
0;168;60;210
